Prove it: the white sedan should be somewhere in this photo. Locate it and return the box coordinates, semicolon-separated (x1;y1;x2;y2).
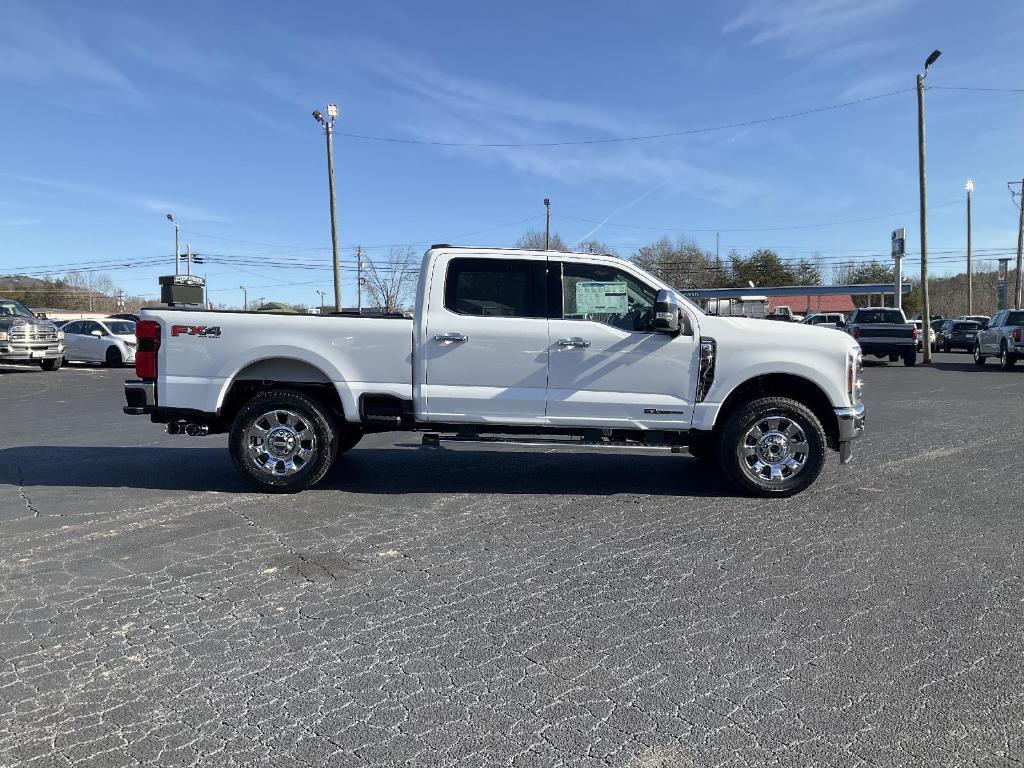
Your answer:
61;318;137;366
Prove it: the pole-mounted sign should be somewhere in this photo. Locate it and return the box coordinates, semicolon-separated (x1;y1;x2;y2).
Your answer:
891;228;906;310
891;228;906;258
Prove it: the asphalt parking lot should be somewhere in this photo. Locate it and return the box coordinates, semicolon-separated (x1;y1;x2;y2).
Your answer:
2;356;1023;767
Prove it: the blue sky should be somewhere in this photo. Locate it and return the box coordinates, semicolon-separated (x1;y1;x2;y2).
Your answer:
1;0;1022;308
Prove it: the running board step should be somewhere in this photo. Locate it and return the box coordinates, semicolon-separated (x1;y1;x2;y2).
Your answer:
420;433;688;452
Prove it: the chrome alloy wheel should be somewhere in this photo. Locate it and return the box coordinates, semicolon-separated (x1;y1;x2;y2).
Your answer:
739;416;809;484
246;409;317;477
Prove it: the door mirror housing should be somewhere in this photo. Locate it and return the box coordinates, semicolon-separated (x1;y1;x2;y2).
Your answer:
90;329;103;337
654;289;681;335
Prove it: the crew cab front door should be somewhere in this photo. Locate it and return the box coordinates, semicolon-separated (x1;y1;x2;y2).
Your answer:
546;259;697;429
421;255;550;423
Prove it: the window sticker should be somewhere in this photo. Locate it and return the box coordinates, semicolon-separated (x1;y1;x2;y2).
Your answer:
575;281;628;314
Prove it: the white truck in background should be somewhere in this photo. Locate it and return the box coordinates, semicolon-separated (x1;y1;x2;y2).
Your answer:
123;246;865;497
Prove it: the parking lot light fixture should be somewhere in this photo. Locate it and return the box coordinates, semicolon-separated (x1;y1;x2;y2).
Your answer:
917;49;941;364
167;213;180;275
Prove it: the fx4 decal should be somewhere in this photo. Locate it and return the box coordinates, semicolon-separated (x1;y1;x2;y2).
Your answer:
171;325;222;338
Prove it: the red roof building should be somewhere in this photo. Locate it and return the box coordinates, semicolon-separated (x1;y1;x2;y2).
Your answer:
767;294;855;315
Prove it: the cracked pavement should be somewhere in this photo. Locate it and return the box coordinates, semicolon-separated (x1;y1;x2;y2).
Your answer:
1;357;1023;766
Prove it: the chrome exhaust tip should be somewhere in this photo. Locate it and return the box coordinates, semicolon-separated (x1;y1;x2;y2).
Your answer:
184;423;209;437
165;422;180;435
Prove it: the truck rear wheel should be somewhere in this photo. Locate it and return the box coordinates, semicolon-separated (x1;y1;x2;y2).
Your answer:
40;358;61;371
903;349;917;366
230;390;338;493
718;397;826;497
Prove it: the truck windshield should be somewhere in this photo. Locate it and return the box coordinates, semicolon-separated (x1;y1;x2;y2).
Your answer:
0;300;35;318
856;309;904;324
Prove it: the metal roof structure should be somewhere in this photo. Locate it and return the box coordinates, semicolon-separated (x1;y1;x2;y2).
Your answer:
683;283;912;300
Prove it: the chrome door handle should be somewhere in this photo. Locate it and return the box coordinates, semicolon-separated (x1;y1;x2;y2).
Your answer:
434;332;468;343
556;337;591;349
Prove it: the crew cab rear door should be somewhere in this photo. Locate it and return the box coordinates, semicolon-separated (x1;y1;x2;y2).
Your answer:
420;254;549;422
545;258;698;429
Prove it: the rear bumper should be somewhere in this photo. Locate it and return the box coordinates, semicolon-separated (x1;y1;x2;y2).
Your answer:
124;379;155;415
835;403;866;464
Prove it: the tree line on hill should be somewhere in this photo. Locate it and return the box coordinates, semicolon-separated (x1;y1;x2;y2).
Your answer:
516;229;1017;319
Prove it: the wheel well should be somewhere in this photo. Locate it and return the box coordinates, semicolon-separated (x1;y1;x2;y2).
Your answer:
715;374;839;450
219;358;344;428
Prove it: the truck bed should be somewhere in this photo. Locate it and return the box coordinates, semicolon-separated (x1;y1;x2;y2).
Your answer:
142;307;413;421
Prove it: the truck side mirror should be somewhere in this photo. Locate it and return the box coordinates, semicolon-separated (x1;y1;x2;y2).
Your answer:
91;329;103;338
654;289;680;335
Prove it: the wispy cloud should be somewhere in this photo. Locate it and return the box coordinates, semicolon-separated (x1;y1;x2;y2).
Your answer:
723;0;917;58
341;39;760;204
0;173;225;222
0;217;40;227
0;2;132;89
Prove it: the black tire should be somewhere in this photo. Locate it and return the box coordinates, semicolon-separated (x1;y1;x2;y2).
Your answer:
903;349;917;366
974;345;987;366
40;357;62;371
944;341;951;353
336;429;364;454
999;343;1017;371
686;433;716;463
717;397;826;498
105;346;123;367
229;390;338;493
888;353;899;362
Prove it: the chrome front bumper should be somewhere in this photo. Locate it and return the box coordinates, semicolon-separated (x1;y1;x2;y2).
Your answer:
0;344;64;361
835;403;866;464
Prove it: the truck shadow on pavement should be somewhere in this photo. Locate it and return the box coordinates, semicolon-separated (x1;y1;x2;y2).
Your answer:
0;445;741;498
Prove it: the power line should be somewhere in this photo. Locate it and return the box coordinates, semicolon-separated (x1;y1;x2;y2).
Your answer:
334;88;915;148
929;86;1024;93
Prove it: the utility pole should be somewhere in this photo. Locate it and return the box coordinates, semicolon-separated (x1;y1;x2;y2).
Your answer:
167;213;180;275
312;105;342;312
966;179;974;314
917;49;941;364
316;290;326;315
356;246;363;314
1015;179;1024;309
240;285;247;311
544;198;551;249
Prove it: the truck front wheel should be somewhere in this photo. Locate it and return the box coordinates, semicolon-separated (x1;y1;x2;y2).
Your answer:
718;397;826;497
230;390;338;493
40;358;62;371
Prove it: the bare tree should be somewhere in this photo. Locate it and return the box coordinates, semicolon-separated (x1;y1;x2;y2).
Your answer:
631;236;716;291
362;247;419;313
516;230;568;251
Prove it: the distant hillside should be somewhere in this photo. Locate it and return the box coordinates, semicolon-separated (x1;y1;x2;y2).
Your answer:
0;273;146;313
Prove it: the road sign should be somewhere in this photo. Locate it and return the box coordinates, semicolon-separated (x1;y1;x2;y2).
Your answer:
891;228;906;259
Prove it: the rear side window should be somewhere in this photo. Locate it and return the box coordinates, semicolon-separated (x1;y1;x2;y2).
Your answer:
444;258;546;318
1006;311;1024;326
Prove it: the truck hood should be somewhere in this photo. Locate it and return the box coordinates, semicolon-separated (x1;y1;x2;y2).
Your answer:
702;314;858;351
0;316;58;331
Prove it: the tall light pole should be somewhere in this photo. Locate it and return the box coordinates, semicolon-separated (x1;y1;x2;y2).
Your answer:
313;104;342;312
965;179;974;314
1014;179;1024;310
544;198;551;249
316;290;326;315
917;49;941;363
240;285;248;311
166;213;180;275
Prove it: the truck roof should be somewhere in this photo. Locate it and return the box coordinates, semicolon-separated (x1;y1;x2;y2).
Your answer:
428;244;619;259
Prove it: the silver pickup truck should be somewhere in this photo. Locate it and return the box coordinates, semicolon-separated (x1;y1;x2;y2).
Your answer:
845;306;917;366
0;298;65;370
974;309;1024;370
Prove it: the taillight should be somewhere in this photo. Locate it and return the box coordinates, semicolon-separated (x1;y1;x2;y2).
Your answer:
135;320;160;380
913;328;921;340
1014;328;1022;343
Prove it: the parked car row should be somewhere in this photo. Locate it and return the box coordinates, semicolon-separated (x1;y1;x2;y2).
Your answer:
0;297;136;371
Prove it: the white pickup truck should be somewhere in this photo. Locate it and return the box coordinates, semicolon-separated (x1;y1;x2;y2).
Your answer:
123;246;865;496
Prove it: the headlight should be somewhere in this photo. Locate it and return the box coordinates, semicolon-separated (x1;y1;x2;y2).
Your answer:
848;348;864;404
0;331;7;342
57;330;65;340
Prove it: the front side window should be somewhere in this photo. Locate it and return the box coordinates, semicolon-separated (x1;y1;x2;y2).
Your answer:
559;262;658;332
444;258;546;318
